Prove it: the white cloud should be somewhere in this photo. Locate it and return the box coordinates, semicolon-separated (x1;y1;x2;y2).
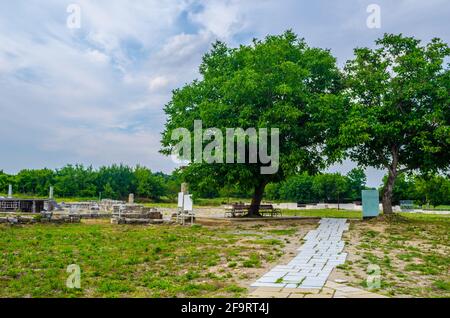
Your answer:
159;31;213;61
148;76;170;92
85;49;110;64
0;0;448;186
188;0;246;40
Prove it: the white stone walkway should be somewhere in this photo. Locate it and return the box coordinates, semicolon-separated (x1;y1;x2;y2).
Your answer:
251;218;349;289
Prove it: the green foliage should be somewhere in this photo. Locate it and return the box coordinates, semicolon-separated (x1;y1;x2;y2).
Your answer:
278;172;315;202
266;170;368;202
0;171;8;191
347;168;367;200
380;173;417;204
15;169;54;195
96;164;135;199
161;30;344;212
312;173;348;202
0;165;176;201
341;34;449;171
415;175;450;207
264;183;280;201
134;166;167;199
380;173;450;206
336;33;450;212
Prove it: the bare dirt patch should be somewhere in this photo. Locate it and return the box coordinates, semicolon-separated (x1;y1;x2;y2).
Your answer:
332;215;450;298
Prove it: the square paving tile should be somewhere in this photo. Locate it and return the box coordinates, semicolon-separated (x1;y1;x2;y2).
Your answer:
250;218;350;296
250;282;286;288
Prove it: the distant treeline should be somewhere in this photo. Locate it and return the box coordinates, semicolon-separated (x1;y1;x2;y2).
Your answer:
265;169;367;203
0;164;181;201
265;169;450;206
1;165;449;206
383;173;450;207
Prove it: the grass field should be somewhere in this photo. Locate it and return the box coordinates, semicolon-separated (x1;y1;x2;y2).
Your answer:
0;208;448;298
0;219;313;298
417;205;450;211
282;209;362;219
338;213;450;298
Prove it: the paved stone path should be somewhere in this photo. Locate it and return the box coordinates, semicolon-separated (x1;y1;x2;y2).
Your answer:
249;218;388;298
251;218;349;289
248;281;388;298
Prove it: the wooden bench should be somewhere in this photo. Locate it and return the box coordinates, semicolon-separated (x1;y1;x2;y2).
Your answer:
224;204;250;218
224;204;282;218
259;205;282;217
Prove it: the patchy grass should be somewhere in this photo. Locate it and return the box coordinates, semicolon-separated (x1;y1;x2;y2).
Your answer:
397;212;450;223
194;197;252;206
0;219;310;298
415;205;450;211
338;213;450;298
242;253;261;268
142;202;178;208
267;228;298;236
282;209;362;219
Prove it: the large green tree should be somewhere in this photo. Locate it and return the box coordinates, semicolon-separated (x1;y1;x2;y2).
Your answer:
381;173;417;205
415;175;450;207
278;172;315;203
15;168;54;196
134;166;167;200
0;170;12;194
312;173;348;204
161;31;343;216
339;34;450;214
347;168;367;200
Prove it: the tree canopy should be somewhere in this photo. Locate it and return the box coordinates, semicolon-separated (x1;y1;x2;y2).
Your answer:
0;165;178;201
161;30;344;216
337;33;450;213
3;33;448;216
266;168;367;203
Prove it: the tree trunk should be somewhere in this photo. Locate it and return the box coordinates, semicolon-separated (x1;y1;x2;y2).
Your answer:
248;180;267;217
337;191;340;210
382;169;397;214
382;147;399;215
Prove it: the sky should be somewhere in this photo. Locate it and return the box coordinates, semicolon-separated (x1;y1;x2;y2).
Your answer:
0;0;449;187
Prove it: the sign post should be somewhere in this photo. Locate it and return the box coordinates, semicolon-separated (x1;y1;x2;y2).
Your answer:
362;190;380;219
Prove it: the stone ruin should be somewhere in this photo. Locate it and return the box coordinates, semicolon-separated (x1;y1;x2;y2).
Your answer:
0;186;171;225
110;204;170;225
57;199;125;219
0;211;81;225
99;199;125;212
